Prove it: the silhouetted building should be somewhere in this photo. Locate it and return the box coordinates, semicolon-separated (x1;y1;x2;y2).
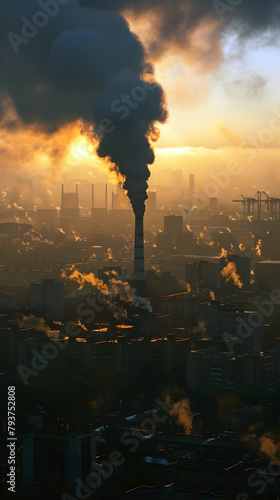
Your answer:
236;351;277;398
146;271;180;296
177;230;194;254
196;301;262;353
30;279;64;321
187;347;235;394
186;258;222;290
146;191;157;211
189;173;195;197
60;184;80;218
171;169;184;199
0;293;16;310
188;173;195;206
231;405;268;432
164;215;183;240
199;260;222;290
255;260;280;290
156;232;173;254
187;255;251;291
161;293;196;323
144;334;190;383
22;429;96;492
210;197;218;213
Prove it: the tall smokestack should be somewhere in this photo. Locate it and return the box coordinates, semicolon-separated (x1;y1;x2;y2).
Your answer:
105;184;108;210
76;184;79;208
134;216;144;279
61;184;64;209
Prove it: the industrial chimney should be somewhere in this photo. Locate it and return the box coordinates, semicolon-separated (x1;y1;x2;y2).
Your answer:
134;216;144;279
61;184;64;209
105;184;108;211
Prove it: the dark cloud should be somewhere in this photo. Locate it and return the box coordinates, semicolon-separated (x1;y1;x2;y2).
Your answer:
80;0;280;58
80;0;280;25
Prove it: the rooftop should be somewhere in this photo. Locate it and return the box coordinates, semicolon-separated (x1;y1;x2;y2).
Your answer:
22;429;95;440
257;260;280;264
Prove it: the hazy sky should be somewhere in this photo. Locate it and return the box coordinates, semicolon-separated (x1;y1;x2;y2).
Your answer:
1;1;280;201
127;8;280;196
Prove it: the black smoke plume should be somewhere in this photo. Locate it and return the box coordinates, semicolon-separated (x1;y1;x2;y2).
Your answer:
0;0;167;217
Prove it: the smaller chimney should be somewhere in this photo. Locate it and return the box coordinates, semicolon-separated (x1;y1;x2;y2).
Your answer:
61;184;64;209
76;184;79;208
105;184;108;210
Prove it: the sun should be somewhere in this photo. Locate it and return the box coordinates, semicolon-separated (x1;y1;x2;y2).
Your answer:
68;133;95;163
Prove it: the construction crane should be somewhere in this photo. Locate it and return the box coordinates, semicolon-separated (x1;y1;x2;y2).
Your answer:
233;191;280;220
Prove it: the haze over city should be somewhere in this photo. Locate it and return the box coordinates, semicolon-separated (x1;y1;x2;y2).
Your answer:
0;1;280;500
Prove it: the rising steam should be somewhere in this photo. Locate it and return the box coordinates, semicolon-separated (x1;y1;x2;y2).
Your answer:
61;265;152;318
19;315;59;338
221;261;243;289
260;435;280;466
165;387;193;435
169;398;193;435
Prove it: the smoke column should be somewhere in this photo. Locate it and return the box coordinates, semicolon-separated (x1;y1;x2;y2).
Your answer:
0;0;168;217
